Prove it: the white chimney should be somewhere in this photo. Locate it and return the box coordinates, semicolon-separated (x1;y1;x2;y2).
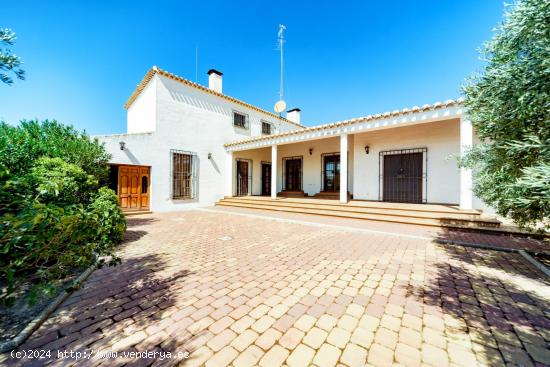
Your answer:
287;108;301;124
207;69;223;94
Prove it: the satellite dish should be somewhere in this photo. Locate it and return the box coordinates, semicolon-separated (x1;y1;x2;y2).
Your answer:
274;100;287;114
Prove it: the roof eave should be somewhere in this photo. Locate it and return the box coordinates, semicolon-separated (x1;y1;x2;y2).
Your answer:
224;99;465;149
123;66;305;129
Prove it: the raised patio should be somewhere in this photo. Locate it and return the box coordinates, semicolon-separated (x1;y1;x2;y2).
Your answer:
216;196;501;229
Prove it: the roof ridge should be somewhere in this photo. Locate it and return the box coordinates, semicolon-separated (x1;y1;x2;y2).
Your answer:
124;66;305;129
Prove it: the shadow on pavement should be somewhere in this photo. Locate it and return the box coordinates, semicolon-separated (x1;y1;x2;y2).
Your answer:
5;251;195;366
405;244;550;366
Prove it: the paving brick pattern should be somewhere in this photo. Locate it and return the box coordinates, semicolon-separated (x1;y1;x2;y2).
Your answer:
211;206;550;253
2;210;549;367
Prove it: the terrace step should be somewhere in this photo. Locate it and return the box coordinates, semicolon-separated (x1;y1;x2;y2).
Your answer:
220;196;482;219
222;196;482;214
313;191;351;200
123;210;152;216
216;196;501;229
278;190;307;198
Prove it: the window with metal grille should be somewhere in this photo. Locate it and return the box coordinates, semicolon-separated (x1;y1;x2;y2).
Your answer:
282;156;303;191
233;111;248;129
262;121;272;135
235;159;252;197
170;150;197;199
379;148;427;204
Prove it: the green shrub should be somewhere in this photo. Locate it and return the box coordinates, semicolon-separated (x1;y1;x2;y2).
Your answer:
0;166;27;213
0;120;110;183
30;157;98;206
0;120;125;306
88;187;127;253
2;203;92;303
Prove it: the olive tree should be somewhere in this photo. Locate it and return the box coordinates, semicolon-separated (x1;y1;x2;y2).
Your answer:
462;0;549;231
0;28;25;85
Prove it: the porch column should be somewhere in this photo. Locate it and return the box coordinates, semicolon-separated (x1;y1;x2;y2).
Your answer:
340;133;348;203
459;116;473;209
225;150;233;197
271;145;277;199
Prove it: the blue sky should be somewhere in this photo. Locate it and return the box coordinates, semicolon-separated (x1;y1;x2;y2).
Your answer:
1;0;504;134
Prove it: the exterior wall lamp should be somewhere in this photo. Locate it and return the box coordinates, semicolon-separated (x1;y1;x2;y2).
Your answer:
364;145;369;154
119;141;126;151
208;153;212;159
309;148;313;155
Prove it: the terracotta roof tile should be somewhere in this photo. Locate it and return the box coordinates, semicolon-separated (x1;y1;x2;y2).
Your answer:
124;66;305;128
224;98;464;148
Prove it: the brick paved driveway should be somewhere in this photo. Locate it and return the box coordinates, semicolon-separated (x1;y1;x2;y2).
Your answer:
5;210;550;366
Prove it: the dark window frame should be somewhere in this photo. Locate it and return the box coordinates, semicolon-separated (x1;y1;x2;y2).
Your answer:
261;161;272;196
261;121;272;135
235;158;253;196
378;147;428;203
170;149;198;200
233;111;249;129
141;175;148;194
321;152;341;192
282;155;303;191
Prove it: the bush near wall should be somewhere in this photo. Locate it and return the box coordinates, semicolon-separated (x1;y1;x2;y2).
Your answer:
0;120;126;306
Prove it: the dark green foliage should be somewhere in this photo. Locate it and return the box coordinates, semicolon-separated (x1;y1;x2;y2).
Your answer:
88;187;127;249
0;28;25;85
0;120;110;182
0;121;125;306
30;157;98;206
461;0;550;231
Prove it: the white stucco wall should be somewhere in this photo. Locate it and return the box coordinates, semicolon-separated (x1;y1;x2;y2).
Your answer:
352;119;461;204
96;68;498;213
234;137;355;197
234;148;271;196
96;73;301;211
231;119;494;212
273;137;354;196
278;139;334;196
127;77;157;133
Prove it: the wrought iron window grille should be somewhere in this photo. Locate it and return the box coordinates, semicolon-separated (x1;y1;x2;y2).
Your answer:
378;147;428;204
282;156;303;191
170;149;198;200
320;152;341;192
233;111;249;129
235;158;253;196
261;121;272;135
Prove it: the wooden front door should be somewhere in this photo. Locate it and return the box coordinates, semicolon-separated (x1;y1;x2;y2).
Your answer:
139;167;150;209
261;163;271;196
323;154;340;192
284;158;302;191
236;161;249;196
383;153;423;203
118;165;150;210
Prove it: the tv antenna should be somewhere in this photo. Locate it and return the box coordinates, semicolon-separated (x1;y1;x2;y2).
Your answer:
274;24;287;115
195;44;199;82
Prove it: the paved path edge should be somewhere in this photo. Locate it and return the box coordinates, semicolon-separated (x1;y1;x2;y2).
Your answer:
0;260;97;353
519;250;550;278
437;239;550;278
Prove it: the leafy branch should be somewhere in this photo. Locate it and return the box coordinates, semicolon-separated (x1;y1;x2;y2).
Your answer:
0;28;25;85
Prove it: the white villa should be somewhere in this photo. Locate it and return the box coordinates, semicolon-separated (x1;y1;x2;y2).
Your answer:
96;66;496;227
